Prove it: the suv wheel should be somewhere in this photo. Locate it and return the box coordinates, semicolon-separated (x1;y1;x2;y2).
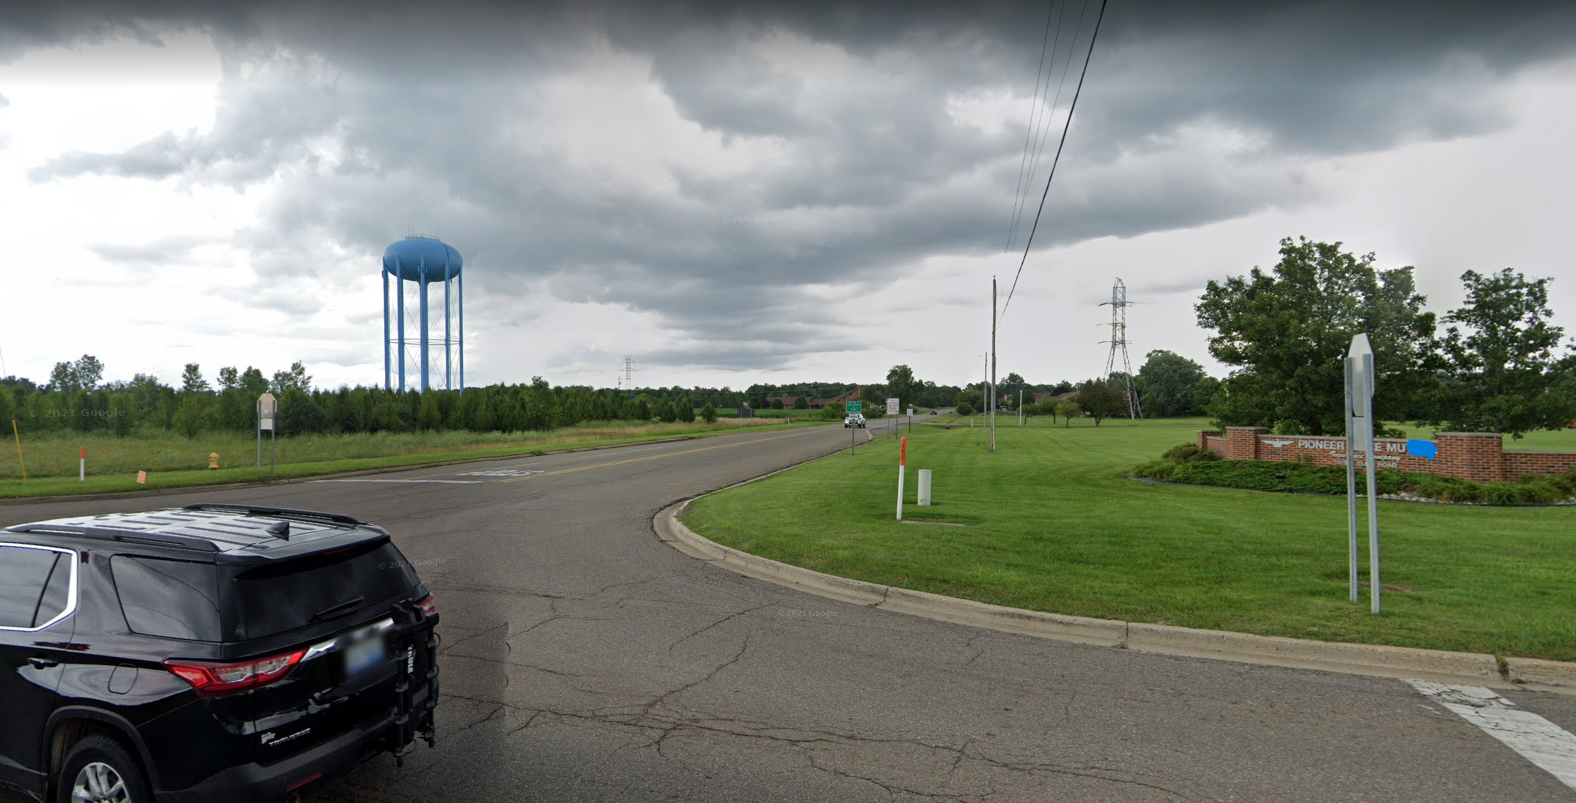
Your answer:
57;735;150;803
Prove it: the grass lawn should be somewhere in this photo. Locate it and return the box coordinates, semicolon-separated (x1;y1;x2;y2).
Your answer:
682;416;1576;661
1;418;813;499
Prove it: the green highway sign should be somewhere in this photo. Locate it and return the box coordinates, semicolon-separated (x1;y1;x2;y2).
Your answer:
846;401;862;415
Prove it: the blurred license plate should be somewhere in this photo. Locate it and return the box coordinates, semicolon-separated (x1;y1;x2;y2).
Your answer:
344;637;386;677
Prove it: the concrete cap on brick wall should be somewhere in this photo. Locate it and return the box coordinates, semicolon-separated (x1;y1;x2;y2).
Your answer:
1436;432;1503;437
1226;426;1270;431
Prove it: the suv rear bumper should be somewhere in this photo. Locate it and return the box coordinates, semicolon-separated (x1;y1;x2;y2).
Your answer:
156;703;431;803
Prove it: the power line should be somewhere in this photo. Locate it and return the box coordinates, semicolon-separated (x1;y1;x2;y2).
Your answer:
1001;0;1108;319
1004;0;1059;252
1017;0;1088;247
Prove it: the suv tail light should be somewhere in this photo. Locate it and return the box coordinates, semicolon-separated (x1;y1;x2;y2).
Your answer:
416;594;437;617
166;649;306;697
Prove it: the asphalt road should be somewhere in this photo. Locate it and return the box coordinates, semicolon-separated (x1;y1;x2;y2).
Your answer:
4;422;1573;802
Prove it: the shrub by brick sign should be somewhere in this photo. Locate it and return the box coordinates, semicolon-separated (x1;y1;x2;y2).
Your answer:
1197;427;1576;484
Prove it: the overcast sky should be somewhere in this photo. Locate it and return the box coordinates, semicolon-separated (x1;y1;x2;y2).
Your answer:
2;0;1574;392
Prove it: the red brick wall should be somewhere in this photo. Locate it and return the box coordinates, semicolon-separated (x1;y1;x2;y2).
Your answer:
1197;430;1576;482
1504;451;1576;478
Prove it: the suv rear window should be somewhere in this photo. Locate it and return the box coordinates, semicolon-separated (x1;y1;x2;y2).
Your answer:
0;545;72;630
112;556;223;641
230;540;421;640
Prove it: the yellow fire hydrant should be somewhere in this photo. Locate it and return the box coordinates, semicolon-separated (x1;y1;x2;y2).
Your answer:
209;452;219;470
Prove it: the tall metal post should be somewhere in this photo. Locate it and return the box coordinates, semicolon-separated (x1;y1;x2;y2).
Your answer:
1364;351;1380;615
459;271;465;393
990;276;997;453
418;259;430;393
1344;357;1358;605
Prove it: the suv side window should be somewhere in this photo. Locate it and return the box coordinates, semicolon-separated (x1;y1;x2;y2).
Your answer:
111;555;222;641
0;544;74;630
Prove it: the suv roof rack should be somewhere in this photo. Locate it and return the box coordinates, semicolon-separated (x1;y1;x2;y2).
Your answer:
6;524;221;552
181;504;363;526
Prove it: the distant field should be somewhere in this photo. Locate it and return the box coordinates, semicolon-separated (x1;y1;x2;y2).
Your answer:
684;415;1576;661
0;417;814;499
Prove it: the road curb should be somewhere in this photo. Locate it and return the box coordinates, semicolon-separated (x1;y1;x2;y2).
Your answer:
655;500;1574;695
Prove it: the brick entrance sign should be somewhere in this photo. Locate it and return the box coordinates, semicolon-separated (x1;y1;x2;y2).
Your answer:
1197;428;1576;483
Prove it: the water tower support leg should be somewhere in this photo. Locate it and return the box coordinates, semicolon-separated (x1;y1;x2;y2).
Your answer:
382;270;390;391
445;276;452;390
397;264;406;393
419;269;430;393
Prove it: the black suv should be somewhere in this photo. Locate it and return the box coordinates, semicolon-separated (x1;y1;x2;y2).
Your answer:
0;504;440;803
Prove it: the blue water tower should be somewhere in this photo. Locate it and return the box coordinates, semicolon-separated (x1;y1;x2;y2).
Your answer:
382;237;463;392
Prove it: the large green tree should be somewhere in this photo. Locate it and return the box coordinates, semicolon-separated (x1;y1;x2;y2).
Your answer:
886;364;918;412
1196;237;1438;435
1077;378;1126;425
1136;351;1208;417
1433;269;1576;436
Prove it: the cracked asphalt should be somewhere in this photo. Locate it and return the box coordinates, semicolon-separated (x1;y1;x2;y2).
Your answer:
4;424;1574;802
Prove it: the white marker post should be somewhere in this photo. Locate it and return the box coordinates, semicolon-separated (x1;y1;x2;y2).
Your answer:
896;436;907;520
1345;334;1380;614
79;445;85;482
258;392;277;471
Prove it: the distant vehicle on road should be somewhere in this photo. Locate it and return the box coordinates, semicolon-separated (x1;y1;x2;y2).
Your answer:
0;504;440;803
844;414;866;428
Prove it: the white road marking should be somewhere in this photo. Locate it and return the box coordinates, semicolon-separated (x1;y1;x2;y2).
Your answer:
310;479;483;485
1408;680;1576;790
454;468;545;478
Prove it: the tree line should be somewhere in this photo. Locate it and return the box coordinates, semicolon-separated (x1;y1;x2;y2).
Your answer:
1196;237;1576;437
0;363;743;438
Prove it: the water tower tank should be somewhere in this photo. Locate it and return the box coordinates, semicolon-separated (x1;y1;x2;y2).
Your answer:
381;236;464;393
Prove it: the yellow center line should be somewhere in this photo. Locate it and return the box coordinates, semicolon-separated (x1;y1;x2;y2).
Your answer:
499;429;824;483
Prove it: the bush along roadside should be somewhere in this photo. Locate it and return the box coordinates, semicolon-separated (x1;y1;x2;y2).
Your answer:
1132;443;1576;506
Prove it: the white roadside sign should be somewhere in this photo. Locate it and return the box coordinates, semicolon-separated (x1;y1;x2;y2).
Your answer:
258;392;277;432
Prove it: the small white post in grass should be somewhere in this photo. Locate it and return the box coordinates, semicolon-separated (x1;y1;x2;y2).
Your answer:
918;469;932;506
896;436;907;520
79;445;85;482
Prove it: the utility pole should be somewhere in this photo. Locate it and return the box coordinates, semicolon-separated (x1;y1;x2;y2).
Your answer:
990;276;997;453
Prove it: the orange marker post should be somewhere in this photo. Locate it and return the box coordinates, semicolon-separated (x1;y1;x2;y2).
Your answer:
896;436;907;521
80;445;86;482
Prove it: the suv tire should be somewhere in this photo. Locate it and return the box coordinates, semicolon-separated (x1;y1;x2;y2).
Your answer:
56;734;150;803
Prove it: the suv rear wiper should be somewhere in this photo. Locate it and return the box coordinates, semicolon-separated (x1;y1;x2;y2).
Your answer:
310;596;365;623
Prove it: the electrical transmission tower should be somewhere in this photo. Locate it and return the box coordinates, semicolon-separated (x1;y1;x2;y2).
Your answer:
1099;278;1142;419
621;356;638;394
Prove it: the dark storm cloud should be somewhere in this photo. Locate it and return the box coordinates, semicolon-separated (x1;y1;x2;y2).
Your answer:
8;0;1576;370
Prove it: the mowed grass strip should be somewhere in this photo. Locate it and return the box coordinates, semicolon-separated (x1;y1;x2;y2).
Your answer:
0;419;815;499
682;417;1576;661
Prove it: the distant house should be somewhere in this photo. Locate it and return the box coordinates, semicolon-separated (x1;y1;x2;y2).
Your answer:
1032;391;1077;405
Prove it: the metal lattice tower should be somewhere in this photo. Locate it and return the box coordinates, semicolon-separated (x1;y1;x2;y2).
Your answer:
621;356;638;393
1099;277;1141;419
